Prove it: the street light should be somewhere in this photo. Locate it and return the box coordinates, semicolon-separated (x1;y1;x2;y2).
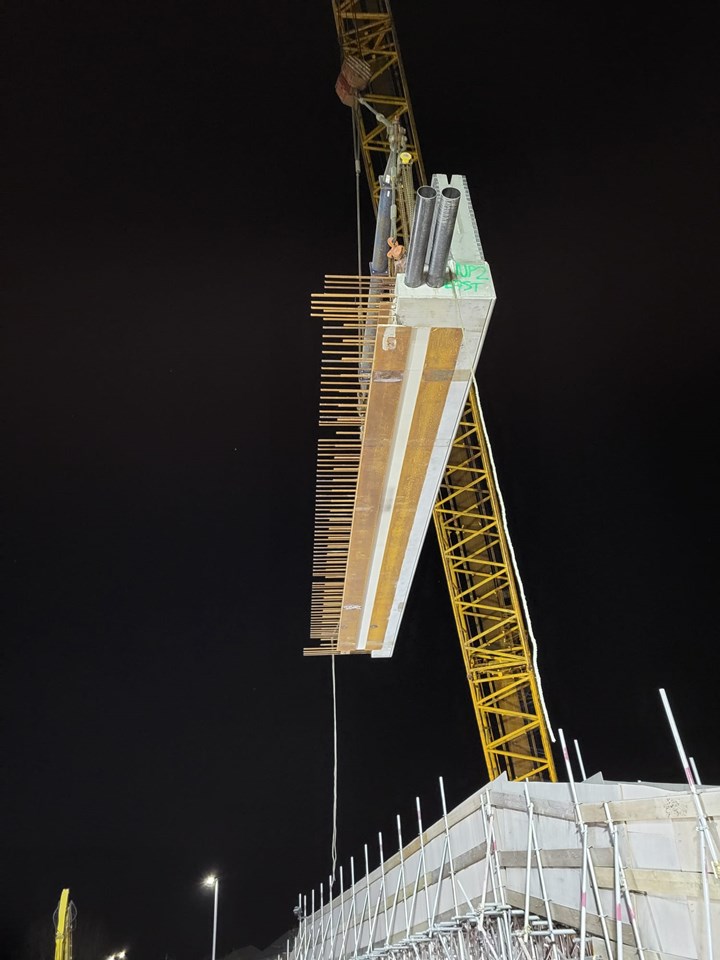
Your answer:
202;875;219;960
107;951;127;960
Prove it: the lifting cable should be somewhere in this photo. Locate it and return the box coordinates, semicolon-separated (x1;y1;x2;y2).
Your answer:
330;654;338;887
352;106;362;282
329;26;364;895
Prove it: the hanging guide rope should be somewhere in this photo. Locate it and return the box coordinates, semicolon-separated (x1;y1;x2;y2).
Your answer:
330;653;338;887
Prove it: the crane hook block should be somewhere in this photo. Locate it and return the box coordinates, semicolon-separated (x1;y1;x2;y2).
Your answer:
335;56;371;106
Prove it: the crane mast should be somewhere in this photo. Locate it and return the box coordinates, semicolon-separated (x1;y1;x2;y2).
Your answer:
328;0;556;782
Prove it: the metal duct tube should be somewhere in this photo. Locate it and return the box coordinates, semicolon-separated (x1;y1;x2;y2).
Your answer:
370;178;393;275
404;186;437;287
426;186;462;288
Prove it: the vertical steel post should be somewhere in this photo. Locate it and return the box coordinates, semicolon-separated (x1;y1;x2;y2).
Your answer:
210;879;219;960
660;689;719;870
573;739;588;781
439;777;460;920
579;824;588;960
522;791;533;940
310;890;316;960
689;756;703;785
558;728;614;959
397;815;409;936
416;797;432;932
320;883;325;960
370;177;393;275
371;832;387;947
603;802;645;958
613;831;623;960
404;186;437;287
429;838;448;931
426;187;461;287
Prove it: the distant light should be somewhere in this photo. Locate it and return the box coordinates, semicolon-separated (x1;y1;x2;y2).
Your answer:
203;875;217;887
118;952;127;959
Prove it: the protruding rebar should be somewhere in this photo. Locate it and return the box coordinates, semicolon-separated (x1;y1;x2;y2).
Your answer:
426;186;461;287
404;186;437;287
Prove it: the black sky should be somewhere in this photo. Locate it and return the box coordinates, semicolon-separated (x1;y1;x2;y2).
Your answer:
3;2;719;959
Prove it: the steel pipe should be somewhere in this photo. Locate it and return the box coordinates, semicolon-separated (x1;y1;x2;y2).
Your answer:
426;186;461;288
370;178;393;275
403;185;437;287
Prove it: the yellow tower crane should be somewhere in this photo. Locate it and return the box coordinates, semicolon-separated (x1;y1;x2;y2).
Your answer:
319;0;556;784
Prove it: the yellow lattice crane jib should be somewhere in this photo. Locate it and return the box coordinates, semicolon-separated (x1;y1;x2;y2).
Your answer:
329;0;557;782
54;889;75;960
331;0;425;247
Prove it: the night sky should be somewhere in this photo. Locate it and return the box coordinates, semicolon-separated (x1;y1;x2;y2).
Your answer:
3;2;719;959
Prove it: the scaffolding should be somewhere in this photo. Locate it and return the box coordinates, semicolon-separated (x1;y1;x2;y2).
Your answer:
283;768;720;960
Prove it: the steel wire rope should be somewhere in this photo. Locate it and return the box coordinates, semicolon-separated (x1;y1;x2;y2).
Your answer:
330;653;339;888
327;10;364;896
352;105;363;283
447;272;557;747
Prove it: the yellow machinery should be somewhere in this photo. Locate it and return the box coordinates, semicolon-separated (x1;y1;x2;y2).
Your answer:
324;0;557;783
54;889;75;960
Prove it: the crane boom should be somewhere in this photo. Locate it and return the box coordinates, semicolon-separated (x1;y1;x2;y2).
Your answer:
332;0;425;216
328;0;557;782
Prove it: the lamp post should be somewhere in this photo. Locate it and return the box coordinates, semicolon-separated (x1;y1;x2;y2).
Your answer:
203;875;219;960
